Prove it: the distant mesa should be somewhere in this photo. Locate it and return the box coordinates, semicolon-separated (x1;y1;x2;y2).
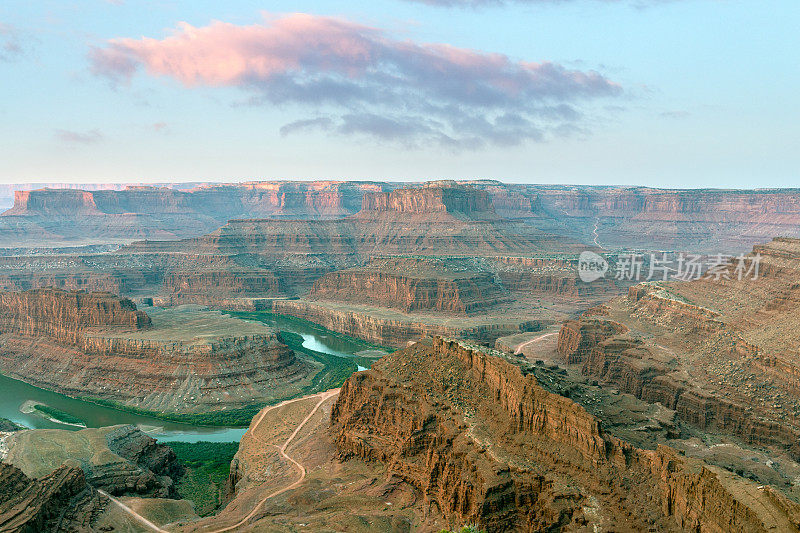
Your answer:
358;182;496;219
3;180;800;251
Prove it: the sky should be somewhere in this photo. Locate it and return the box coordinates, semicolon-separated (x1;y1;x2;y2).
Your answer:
0;0;797;188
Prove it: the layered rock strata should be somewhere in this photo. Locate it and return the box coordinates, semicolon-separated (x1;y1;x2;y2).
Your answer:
310;257;509;314
0;181;396;246
332;337;800;532
4;425;181;498
0;463;104;532
272;299;547;347
556;238;800;462
0;289;312;414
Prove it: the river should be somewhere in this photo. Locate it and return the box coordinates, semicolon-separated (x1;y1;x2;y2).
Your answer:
0;312;382;442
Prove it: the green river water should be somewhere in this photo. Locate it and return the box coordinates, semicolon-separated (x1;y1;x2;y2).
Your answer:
0;312;381;442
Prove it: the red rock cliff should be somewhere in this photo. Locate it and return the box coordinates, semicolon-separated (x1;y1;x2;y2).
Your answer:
332;337;800;531
0;288;150;345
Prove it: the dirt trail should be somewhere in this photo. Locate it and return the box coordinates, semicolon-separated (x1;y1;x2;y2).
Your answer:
514;332;558;355
592;219;603;248
206;388;340;532
101;389;340;533
99;489;170;533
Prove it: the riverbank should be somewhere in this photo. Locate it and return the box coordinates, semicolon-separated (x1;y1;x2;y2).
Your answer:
0;312;388;441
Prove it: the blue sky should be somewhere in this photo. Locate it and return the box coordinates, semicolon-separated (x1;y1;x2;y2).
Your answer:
0;0;797;187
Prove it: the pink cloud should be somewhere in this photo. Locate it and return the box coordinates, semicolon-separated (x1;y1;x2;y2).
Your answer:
90;13;621;148
54;129;104;144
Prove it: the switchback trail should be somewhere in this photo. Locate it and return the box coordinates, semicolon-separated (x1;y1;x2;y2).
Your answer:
102;389;340;533
206;388;340;532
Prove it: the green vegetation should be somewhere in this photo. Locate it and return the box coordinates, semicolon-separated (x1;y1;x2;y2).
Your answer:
169;441;239;516
229;310;393;353
0;417;24;431
32;404;86;426
84;397;264;427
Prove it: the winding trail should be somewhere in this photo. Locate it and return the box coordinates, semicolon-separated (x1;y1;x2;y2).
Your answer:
205;388;340;532
101;389;340;533
592;219;603;249
514;332;558;355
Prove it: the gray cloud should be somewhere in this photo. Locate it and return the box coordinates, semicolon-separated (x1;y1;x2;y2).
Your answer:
90;13;622;149
279;117;334;136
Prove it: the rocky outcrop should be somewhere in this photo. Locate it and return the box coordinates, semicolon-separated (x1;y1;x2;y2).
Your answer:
159;269;285;306
310;258;509;314
4;425;181;499
359;183;495;217
0;288;150;344
557;318;629;364
627;284;725;334
105;425;181;491
273;299;545;347
558;316;800;460
331;337;800;532
0;463;104;532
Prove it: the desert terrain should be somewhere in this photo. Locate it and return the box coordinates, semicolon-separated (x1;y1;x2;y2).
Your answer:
2;181;800;532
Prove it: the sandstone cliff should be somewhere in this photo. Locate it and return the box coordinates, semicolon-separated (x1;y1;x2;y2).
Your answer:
0;181;397;247
310;257;509;314
0;290;313;415
359;183;495;218
0;288;150;345
332;337;800;532
273;299;546;347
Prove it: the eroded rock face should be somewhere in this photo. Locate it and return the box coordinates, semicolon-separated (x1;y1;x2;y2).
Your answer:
557;318;629;364
555;239;800;462
159;269;284;306
0;181;397;247
0;290;311;414
331;337;800;532
0;288;150;344
5;181;800;252
273;299;545;347
310;257;509;314
0;463;104;532
360;183;495;217
4;425;181;499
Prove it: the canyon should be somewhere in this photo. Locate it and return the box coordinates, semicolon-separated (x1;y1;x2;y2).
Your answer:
0;288;315;417
191;336;800;532
0;183;616;348
554;237;800;466
3;180;800;532
0;181;395;247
